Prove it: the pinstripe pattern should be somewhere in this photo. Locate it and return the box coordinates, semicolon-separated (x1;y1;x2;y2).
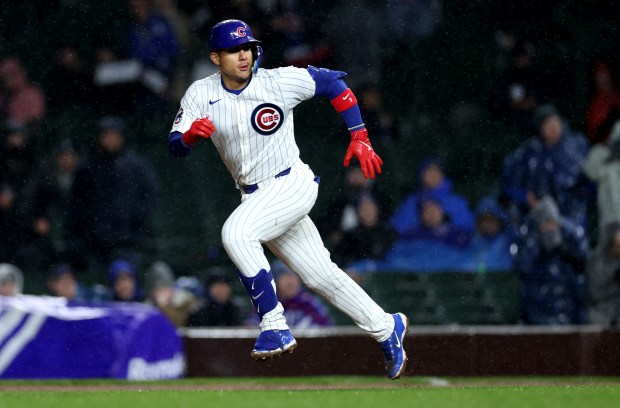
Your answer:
266;217;393;340
170;67;315;187
174;67;394;341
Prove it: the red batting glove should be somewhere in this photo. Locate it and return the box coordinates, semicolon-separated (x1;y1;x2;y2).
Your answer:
182;117;216;146
343;128;383;179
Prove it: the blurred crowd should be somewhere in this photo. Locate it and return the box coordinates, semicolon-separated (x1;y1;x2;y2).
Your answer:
2;0;620;328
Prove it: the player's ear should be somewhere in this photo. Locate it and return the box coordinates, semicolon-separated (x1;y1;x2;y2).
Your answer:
210;52;220;66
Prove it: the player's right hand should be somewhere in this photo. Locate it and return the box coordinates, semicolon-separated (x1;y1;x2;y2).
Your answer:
182;117;216;146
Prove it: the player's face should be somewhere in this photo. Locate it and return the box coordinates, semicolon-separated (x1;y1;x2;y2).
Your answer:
210;43;254;90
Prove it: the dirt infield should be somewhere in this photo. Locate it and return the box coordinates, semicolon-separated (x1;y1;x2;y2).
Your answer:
2;377;619;392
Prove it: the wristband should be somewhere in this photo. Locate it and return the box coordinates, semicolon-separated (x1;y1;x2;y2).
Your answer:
330;88;358;113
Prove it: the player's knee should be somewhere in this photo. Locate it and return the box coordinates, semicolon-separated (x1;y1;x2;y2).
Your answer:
221;221;249;252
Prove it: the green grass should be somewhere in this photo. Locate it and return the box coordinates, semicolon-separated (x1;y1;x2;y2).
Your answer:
1;377;619;408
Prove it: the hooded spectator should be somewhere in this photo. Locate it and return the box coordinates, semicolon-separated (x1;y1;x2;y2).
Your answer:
144;260;197;326
66;116;159;276
0;263;23;296
108;259;143;302
585;222;620;326
514;196;589;325
582;119;620;241
501;105;591;228
187;268;246;327
390;157;475;239
463;195;515;272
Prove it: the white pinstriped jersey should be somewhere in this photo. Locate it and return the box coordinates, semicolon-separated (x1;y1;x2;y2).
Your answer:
170;67;316;188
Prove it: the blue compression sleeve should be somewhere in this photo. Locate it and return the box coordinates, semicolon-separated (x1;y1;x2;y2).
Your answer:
168;131;192;158
307;66;365;132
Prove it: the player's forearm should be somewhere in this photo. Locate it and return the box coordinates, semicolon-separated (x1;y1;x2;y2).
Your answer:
168;131;192;157
307;66;364;132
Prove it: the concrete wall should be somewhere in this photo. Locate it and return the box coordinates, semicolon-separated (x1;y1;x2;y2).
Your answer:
182;326;620;377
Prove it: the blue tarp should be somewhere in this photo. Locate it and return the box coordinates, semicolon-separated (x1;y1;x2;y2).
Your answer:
0;295;185;380
345;238;514;274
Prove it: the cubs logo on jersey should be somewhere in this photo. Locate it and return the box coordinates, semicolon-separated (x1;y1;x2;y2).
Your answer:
251;103;284;135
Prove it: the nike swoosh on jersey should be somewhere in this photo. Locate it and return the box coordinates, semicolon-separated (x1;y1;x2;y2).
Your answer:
209;99;222;105
395;334;401;348
252;291;265;300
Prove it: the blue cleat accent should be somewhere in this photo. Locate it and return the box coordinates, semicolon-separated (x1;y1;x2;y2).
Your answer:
380;313;409;380
251;329;297;361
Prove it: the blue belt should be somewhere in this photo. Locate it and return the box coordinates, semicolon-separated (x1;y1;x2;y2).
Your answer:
242;167;291;194
241;167;320;194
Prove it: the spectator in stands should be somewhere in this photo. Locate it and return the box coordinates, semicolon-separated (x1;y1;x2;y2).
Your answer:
585;60;620;145
390;157;475;238
187;269;246;327
108;259;144;302
500;104;591;228
0;57;46;127
358;82;399;148
45;45;95;114
318;164;385;249
272;261;333;328
127;0;182;96
153;0;195;101
405;192;471;248
0;123;49;275
332;193;397;266
23;139;81;264
582;119;620;242
93;0;182;115
489;40;554;135
173;0;217;59
47;263;85;300
0;121;36;195
462;195;514;273
144;260;198;327
514;196;588;325
585;221;620;326
268;0;332;67
0;184;28;268
66;116;159;278
0;263;23;297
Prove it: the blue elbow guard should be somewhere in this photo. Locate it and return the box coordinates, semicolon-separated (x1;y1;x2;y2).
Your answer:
307;65;348;98
168;131;192;157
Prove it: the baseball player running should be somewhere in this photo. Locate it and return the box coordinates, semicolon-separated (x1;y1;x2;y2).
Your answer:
168;19;408;379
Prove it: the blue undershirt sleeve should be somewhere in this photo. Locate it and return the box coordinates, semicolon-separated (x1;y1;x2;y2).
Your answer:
168;131;192;158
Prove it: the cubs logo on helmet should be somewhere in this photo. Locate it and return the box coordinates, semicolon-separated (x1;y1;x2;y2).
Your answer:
251;103;284;136
209;19;260;51
232;26;247;39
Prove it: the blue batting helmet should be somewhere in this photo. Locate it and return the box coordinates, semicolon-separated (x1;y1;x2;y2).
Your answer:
208;19;261;52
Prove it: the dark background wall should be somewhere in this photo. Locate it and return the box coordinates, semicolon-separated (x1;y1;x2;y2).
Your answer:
183;326;620;377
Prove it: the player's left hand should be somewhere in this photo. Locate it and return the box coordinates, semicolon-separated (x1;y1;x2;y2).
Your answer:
343;128;383;179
